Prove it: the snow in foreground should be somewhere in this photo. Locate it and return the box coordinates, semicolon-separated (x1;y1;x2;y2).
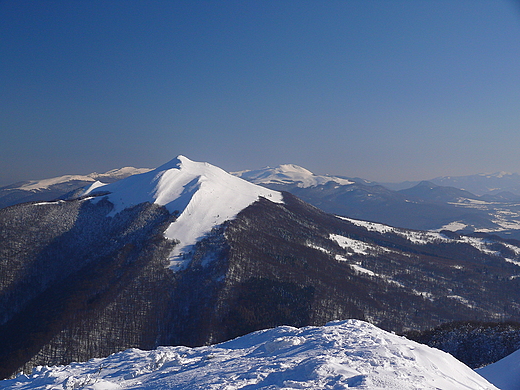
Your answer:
477;347;520;390
2;320;498;390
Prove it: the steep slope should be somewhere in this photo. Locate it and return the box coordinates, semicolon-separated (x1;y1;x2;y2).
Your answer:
85;155;283;269
1;320;498;390
187;193;520;341
0;198;177;379
0;167;151;209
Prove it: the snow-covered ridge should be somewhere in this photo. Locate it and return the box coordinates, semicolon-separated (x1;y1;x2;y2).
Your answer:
233;164;354;188
85;156;283;270
2;320;498;390
8;167;152;192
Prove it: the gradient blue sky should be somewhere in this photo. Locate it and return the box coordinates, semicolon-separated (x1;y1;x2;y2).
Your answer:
2;0;520;186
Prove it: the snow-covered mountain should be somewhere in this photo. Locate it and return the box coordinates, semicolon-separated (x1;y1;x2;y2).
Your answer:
5;161;520;240
233;164;354;188
3;155;520;380
236;163;520;239
0;167;151;209
85;155;282;270
1;320;498;390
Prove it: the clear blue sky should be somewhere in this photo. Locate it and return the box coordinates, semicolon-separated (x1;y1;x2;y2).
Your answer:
1;0;520;186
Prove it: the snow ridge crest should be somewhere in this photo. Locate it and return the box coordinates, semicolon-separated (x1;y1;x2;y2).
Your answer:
3;320;498;390
85;155;283;270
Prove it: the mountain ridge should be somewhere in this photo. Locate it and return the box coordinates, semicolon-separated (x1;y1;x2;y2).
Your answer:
0;167;151;209
2;156;520;380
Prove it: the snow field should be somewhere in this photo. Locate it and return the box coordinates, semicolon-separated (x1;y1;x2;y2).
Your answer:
2;320;498;390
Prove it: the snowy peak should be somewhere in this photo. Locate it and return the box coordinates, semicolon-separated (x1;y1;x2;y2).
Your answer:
234;164;354;188
86;155;283;270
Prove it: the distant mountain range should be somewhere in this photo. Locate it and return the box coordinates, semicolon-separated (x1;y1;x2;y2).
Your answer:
235;165;520;240
0;167;151;209
2;156;520;380
383;172;520;196
4;164;520;240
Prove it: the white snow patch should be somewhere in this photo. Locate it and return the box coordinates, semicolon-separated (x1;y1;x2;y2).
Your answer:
307;243;331;254
331;234;375;255
447;295;475;308
412;289;434;300
16;175;97;191
335;255;404;287
435;221;468;232
339;217;449;245
32;200;65;206
350;263;377;276
493;220;520;230
85;156;283;270
452;198;494;206
2;320;498;390
337;217;395;234
505;258;520;267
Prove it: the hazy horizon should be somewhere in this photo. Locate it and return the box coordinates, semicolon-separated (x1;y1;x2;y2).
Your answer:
2;0;520;186
3;153;520;189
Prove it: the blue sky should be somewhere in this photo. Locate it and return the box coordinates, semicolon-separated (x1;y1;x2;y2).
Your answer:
1;0;520;186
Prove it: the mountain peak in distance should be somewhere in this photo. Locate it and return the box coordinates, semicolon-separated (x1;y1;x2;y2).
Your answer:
233;163;354;188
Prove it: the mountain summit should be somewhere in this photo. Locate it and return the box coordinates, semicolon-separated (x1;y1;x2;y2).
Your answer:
85;155;283;269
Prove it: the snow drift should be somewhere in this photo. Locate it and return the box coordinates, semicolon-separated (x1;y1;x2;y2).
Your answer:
2;320;498;390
